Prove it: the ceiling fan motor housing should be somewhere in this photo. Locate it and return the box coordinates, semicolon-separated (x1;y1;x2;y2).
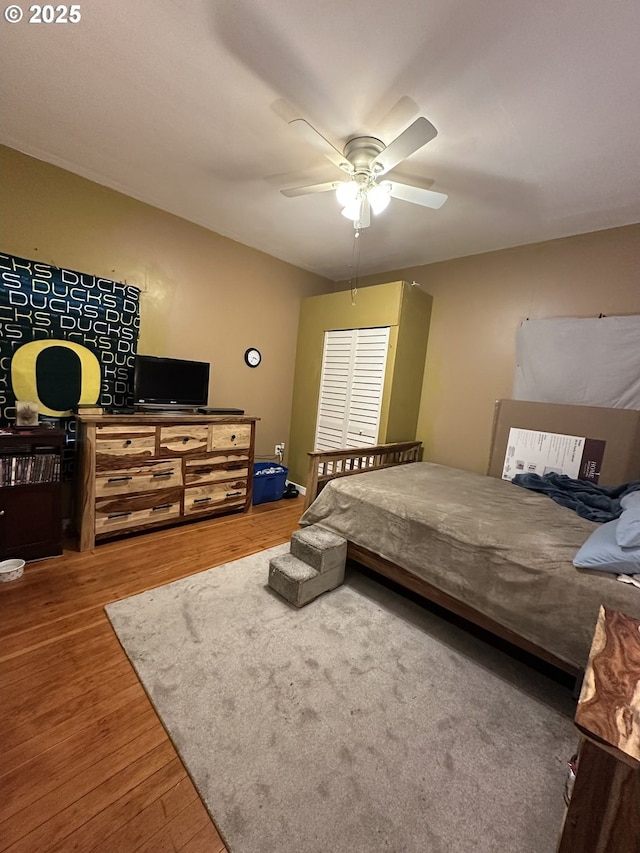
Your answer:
342;137;386;176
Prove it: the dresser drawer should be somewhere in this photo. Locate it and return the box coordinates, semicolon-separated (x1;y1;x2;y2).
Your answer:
209;424;251;450
96;426;156;437
95;488;182;536
95;458;183;497
159;425;209;456
184;453;249;486
183;480;247;514
95;426;157;465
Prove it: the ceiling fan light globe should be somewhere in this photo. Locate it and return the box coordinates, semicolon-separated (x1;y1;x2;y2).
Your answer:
341;198;362;221
368;182;391;215
336;181;358;207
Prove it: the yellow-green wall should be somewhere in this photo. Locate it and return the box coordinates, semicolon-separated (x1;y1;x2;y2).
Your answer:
386;284;433;442
0;145;331;460
287;281;432;484
335;224;640;475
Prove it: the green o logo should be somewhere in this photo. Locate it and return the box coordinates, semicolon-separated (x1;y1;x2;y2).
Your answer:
11;340;101;416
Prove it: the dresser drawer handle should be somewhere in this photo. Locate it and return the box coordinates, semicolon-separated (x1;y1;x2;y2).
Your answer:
182;437;189;443
152;503;174;511
124;439;132;446
193;497;212;504
107;476;133;483
152;470;174;478
230;434;236;441
226;491;242;498
108;511;132;519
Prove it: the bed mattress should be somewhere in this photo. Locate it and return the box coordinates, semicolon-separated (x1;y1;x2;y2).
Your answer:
300;462;640;670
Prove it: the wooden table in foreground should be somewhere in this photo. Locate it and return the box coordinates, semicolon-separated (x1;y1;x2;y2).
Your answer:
557;606;640;853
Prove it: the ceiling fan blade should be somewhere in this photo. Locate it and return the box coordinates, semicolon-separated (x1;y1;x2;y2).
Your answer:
373;117;438;175
388;181;448;209
281;181;341;197
289;119;352;174
364;95;420;139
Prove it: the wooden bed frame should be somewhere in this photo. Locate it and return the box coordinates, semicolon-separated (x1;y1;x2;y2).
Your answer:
304;441;581;678
303;440;422;511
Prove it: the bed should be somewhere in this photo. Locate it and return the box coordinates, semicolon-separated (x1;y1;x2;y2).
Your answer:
299;442;640;676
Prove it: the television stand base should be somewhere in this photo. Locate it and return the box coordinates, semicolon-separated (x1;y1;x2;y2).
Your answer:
197;407;245;415
134;405;197;414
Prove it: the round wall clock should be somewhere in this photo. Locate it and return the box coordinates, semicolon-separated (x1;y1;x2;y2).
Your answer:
244;347;262;368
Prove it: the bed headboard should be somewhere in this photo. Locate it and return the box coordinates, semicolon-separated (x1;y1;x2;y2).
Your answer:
487;400;640;486
304;441;422;510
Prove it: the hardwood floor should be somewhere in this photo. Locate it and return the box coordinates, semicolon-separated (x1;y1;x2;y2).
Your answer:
0;498;304;853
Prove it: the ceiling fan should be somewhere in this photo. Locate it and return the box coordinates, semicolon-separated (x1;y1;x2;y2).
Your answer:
281;116;448;229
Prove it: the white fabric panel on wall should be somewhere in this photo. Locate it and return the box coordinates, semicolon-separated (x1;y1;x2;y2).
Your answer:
513;315;640;409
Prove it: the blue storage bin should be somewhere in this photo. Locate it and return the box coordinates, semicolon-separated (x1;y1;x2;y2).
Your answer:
253;462;288;504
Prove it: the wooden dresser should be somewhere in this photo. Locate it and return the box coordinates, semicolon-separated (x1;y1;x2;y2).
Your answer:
76;414;258;551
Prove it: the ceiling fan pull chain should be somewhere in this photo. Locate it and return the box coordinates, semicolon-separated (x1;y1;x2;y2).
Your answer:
349;228;362;305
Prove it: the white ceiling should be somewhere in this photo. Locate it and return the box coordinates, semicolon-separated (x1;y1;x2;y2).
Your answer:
1;0;639;281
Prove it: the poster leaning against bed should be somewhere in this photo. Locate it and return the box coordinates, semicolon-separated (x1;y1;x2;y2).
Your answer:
502;429;606;483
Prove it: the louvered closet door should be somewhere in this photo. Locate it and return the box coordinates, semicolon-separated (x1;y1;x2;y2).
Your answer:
314;327;390;451
314;329;352;452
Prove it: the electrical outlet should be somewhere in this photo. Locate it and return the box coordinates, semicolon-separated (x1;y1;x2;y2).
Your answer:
275;443;285;456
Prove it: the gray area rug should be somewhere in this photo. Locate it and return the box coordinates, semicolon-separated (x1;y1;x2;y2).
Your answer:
106;544;577;853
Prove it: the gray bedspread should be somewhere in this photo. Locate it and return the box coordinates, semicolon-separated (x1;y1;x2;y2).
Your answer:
300;462;640;671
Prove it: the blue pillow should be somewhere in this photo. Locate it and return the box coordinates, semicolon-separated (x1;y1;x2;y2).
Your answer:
617;490;640;548
573;518;640;573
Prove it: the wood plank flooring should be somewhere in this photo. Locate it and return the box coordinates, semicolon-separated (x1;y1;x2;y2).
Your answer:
0;498;304;853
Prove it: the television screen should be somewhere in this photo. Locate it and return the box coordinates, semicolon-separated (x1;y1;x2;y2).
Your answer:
133;354;210;408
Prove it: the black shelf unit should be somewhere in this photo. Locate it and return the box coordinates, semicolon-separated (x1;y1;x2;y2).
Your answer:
0;428;65;561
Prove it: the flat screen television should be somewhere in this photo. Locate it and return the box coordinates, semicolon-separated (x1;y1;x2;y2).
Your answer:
133;354;210;410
